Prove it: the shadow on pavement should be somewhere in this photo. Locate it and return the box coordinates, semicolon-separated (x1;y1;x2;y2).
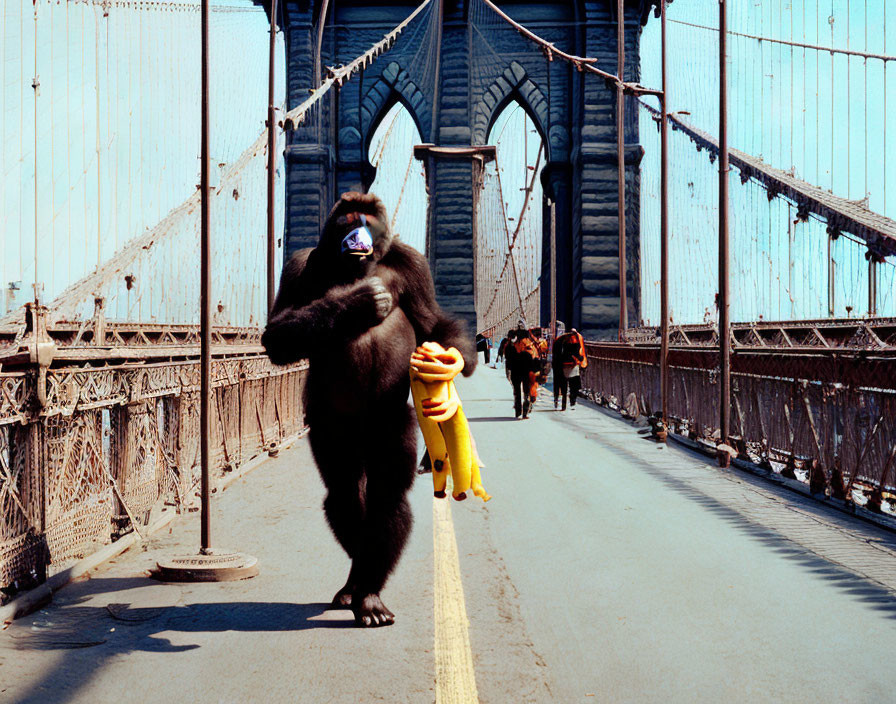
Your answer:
573;404;896;623
3;576;354;704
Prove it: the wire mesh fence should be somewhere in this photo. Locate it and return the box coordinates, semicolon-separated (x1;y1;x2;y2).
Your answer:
581;337;896;516
0;350;308;601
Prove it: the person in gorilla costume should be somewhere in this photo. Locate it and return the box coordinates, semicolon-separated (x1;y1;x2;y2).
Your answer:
261;192;476;627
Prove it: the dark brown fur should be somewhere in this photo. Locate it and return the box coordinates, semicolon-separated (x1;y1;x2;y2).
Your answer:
262;192;476;627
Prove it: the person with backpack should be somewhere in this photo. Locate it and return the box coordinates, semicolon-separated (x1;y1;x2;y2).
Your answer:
508;324;541;419
475;333;492;365
529;326;551;384
552;328;588;411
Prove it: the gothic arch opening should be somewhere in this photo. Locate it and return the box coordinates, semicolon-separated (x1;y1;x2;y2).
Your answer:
367;102;428;254
475;99;546;333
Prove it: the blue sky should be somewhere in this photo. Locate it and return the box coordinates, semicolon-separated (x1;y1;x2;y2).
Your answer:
638;0;895;324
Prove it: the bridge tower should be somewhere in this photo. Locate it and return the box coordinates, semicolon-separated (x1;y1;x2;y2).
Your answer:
280;0;657;339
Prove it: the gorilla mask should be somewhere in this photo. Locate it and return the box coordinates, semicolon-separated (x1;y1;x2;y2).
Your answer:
340;215;375;257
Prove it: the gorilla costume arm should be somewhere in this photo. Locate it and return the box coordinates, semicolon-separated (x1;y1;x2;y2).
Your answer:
383;242;477;376
262;192;476;375
262;250;393;365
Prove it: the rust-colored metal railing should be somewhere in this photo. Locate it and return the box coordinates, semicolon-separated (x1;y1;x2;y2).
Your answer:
0;308;307;600
0;0;438;604
581;320;896;512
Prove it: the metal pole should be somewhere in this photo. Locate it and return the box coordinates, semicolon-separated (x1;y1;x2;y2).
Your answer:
828;230;835;316
718;0;731;465
869;256;878;316
617;0;628;339
267;0;279;313
155;0;259;578
550;199;557;339
314;0;331;88
200;0;212;552
659;0;669;435
33;6;39;306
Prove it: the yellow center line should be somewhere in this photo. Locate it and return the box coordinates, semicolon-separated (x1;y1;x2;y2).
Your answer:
433;497;479;704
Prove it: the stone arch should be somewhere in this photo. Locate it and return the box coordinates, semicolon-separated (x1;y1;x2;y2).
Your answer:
471;61;567;160
359;61;429;155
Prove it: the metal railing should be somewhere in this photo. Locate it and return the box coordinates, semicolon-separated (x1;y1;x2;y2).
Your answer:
582;320;896;513
0;304;307;601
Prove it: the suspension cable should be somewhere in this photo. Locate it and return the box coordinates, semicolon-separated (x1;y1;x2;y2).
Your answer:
282;0;433;130
476;0;662;97
668;18;896;62
481;144;544;325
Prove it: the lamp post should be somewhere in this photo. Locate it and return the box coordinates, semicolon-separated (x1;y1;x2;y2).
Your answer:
267;0;279;313
658;0;670;439
617;0;627;339
717;0;732;467
156;0;259;582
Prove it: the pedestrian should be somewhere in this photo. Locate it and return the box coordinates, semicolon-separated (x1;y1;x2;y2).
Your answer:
529;326;550;383
508;325;540;419
552;327;588;411
496;331;511;366
475;333;491;365
503;329;518;383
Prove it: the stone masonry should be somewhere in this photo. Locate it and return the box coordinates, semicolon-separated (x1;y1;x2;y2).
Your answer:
279;0;658;338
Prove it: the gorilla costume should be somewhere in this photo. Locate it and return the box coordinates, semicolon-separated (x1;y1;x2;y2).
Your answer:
261;192;476;627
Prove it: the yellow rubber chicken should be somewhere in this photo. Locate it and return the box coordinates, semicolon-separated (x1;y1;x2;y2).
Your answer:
410;342;491;502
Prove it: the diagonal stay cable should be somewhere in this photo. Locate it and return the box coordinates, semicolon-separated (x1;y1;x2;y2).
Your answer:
483;167;525;324
482;144;544;324
669;18;896;62
476;0;662;97
283;0;433;130
371;107;403;168
391;153;417;231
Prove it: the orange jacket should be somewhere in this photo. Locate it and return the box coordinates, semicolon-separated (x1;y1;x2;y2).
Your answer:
554;331;588;369
513;336;539;360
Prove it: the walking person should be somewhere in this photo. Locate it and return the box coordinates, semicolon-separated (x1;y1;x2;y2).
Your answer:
508;325;540;419
496;330;512;367
553;328;588;411
529;327;550;384
476;333;492;365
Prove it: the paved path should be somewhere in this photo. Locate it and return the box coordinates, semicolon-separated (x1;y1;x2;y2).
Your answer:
4;366;896;703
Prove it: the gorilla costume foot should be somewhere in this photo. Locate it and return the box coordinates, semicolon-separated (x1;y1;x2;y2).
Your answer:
353;593;395;627
331;585;353;609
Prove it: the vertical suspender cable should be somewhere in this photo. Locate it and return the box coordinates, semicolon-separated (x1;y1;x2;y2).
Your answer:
617;0;627;338
33;3;39;304
828;230;835;315
267;0;279;313
718;0;732;465
200;0;212;552
432;0;443;145
314;0;330;88
659;0;670;435
427;0;443;263
869;256;877;315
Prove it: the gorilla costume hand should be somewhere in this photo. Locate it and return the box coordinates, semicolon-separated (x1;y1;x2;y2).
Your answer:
262;192;476;627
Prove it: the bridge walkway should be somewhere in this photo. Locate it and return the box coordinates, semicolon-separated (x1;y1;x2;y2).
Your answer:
3;367;896;703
